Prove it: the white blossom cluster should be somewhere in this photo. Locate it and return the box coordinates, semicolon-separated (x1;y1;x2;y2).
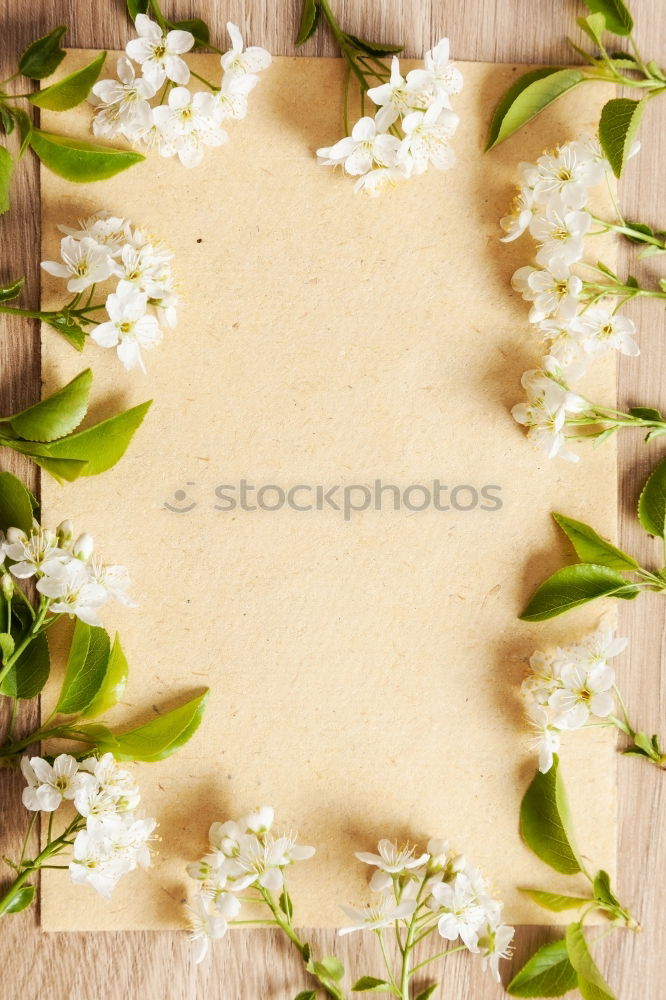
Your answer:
317;39;462;196
1;519;133;627
21;752;155;898
186;806;315;963
41;210;178;372
342;837;514;982
504;136;641;461
522;624;627;773
91;17;271;168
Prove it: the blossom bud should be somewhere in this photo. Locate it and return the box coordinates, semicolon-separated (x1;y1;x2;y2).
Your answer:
1;573;14;601
73;533;94;561
56;519;74;546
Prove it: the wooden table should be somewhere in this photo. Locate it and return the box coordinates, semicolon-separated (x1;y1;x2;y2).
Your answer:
1;2;664;997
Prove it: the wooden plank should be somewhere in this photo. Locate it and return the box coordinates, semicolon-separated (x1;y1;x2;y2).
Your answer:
0;1;663;996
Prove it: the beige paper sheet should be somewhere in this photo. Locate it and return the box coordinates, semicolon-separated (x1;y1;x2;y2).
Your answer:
39;55;618;930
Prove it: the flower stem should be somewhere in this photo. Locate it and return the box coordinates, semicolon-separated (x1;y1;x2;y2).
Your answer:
0;816;83;917
590;215;666;251
0;600;50;689
259;887;347;1000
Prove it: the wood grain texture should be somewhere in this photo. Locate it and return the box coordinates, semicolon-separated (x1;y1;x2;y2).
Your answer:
0;1;664;998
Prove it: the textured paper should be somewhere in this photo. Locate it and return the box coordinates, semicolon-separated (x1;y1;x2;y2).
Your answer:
39;55;618;931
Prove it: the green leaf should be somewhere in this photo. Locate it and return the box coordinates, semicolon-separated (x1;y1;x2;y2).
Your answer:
565;923;616;999
313;956;345;982
93;690;209;761
414;988;439;1000
0;106;15;136
294;993;317;1000
56;621;111;715
520;757;581;874
0;146;14;215
19;26;67;79
633;731;657;755
520;563;637;621
0;883;35;915
127;0;150;19
629;405;662;421
507;938;578;997
486;68;584;150
169;19;210;48
4;369;92;442
0;632;50;699
552;513;638;571
592;870;621;911
352;978;392;993
581;0;633;36
29;52;106;111
279;889;294;920
0;471;34;533
638;454;666;537
0;632;15;661
343;34;403;56
0;444;88;484
42;313;86;350
0;277;25;303
577;12;607;48
43;399;152;476
83;633;129;718
599;97;647;177
296;0;320;45
521;888;592;912
29;130;144;183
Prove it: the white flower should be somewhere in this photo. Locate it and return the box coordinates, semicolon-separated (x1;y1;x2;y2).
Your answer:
76;753;141;815
36;558;108;626
89;558;136;608
244;806;275;835
225;831;314;891
317;116;400;176
58;212;133;255
398;102;459;175
214;71;258;121
536;317;588;370
549;660;616;729
5;525;65;580
533;144;605;209
91;56;156;140
525;703;561;773
353;166;408;197
41;235;117;293
530;203;591;268
570;626;628;668
500;187;537;242
407;37;464;103
430;876;487;951
21;754;89;812
188;894;232;963
125;14;194;88
339;896;417;935
91;281;162;372
220;22;272;77
367;56;430;131
152;87;227;168
573;306;640;358
98;812;156;870
356;839;429;874
512;262;582;324
69;826;129;899
477;923;515;981
511;366;588;462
